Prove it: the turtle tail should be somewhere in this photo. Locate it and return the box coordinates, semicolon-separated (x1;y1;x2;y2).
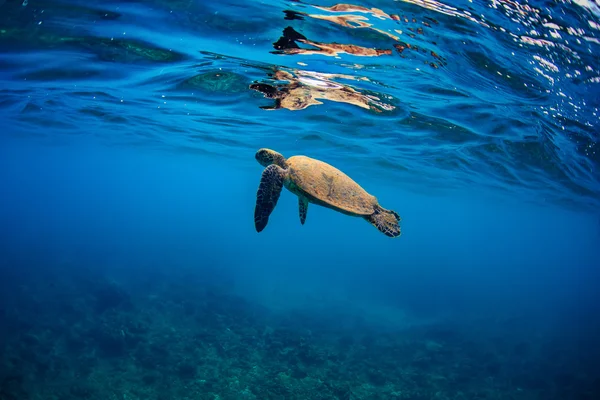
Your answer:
366;206;401;238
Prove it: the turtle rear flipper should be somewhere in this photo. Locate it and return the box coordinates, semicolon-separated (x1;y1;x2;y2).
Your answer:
366;206;401;238
299;196;308;225
255;164;285;232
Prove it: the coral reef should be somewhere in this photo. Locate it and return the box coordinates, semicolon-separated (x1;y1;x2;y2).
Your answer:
0;262;597;400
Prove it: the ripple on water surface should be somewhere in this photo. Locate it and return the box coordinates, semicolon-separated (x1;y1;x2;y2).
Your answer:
0;0;598;209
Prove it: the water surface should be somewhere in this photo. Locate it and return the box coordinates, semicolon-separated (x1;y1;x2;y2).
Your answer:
1;0;598;207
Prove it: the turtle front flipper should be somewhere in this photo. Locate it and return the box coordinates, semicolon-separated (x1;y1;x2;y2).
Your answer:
365;206;401;238
255;164;285;232
298;196;308;225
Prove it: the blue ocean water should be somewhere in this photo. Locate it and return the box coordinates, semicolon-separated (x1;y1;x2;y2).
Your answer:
1;0;599;399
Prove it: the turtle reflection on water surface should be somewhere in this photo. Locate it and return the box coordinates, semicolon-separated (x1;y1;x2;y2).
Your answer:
250;69;395;112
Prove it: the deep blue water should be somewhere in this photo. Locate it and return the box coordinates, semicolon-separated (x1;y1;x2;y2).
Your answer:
1;0;600;399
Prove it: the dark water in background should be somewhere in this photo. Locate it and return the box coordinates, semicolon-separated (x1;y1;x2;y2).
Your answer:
1;0;600;399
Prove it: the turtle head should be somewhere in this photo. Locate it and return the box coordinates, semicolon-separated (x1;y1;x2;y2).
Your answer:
256;148;286;168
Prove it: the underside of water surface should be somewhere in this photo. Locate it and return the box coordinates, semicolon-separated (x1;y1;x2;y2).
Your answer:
0;0;598;208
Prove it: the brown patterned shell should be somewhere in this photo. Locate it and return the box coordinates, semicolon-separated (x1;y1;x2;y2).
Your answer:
286;155;376;215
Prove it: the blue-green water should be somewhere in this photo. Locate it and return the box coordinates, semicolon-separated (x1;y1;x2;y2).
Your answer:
1;0;599;399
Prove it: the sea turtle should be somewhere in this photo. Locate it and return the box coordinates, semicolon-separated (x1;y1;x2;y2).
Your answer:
253;148;401;237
